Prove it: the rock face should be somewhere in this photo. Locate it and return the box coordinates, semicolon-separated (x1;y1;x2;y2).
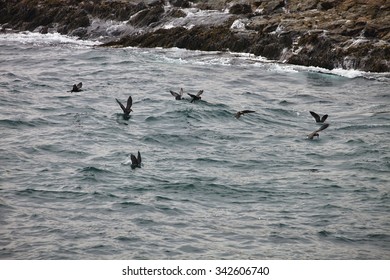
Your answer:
1;0;389;72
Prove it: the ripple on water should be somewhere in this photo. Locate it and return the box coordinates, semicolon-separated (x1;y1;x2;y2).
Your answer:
0;37;389;259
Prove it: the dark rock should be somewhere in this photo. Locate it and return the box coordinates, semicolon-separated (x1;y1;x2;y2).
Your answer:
251;33;292;59
257;0;286;14
318;0;337;11
130;5;164;27
229;4;252;15
0;0;389;72
169;0;191;8
70;27;88;37
165;8;187;18
363;25;378;38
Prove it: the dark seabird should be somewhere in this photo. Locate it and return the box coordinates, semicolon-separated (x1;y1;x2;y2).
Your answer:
116;96;133;117
307;123;329;139
130;151;142;169
188;90;203;103
235;110;256;119
70;82;83;92
310;111;328;123
170;88;184;100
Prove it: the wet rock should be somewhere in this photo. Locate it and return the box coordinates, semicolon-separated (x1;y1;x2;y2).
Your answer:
0;0;389;72
229;4;252;15
130;5;165;27
165;8;187;18
70;27;88;37
318;0;338;11
169;0;191;8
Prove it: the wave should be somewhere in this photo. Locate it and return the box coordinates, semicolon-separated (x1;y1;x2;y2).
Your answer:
140;47;390;82
2;30;389;82
0;31;98;47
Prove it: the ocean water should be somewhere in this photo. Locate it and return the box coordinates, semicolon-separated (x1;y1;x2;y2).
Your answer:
0;32;389;260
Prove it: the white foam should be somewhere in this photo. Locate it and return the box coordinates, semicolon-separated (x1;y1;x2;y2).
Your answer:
230;19;246;31
162;7;230;30
0;31;98;47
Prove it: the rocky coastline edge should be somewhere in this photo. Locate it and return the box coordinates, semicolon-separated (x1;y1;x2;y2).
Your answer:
1;0;389;73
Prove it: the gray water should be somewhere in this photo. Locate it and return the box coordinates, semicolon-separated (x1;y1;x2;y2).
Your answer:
0;32;389;259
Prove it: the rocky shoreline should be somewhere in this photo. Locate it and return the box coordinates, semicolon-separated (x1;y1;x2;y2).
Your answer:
1;0;389;72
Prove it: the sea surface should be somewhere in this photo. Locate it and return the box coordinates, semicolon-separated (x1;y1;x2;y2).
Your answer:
0;32;389;259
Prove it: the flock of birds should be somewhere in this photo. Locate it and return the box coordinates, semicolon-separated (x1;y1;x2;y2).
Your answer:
69;83;330;168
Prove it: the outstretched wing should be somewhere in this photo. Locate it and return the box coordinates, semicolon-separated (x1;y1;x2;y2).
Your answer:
196;90;204;97
308;123;330;139
241;110;255;114
130;154;138;165
317;123;329;132
170;90;180;98
137;151;141;165
126;96;133;111
179;88;184;97
321;114;328;122
76;82;82;90
116;98;126;112
310;111;321;122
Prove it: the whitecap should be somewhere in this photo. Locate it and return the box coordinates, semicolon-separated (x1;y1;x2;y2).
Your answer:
0;31;98;47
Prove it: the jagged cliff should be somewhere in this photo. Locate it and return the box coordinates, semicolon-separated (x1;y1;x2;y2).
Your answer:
1;0;389;72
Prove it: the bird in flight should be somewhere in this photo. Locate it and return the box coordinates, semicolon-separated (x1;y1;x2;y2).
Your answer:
116;96;133;117
130;151;142;169
310;111;328;123
70;82;82;92
235;110;256;119
307;123;330;139
170;88;184;100
188;90;203;103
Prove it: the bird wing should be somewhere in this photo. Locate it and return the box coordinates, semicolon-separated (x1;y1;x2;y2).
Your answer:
170;90;180;98
307;123;329;139
307;130;317;139
126;96;133;110
137;151;141;165
116;98;126;112
242;110;255;114
179;88;184;97
310;111;321;122
317;123;329;132
321;114;328;122
308;123;330;139
77;82;82;89
130;154;138;165
196;90;204;97
187;93;195;98
71;84;77;92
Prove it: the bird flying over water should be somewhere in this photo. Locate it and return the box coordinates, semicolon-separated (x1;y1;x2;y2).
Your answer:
170;88;184;100
310;111;328;123
70;82;82;92
307;123;329;139
188;90;203;103
235;110;256;119
130;151;142;169
116;96;133;116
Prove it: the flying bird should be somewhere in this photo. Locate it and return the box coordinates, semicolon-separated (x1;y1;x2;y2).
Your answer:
70;82;82;92
307;123;329;139
116;96;133;117
130;151;142;169
188;90;203;103
235;110;256;119
310;111;328;123
170;88;184;100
